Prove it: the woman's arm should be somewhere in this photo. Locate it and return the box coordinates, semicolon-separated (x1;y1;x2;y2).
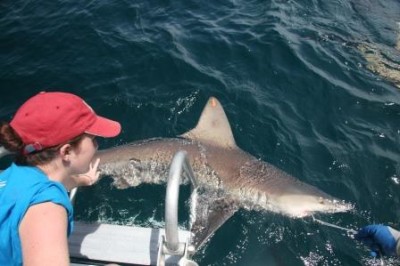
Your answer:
19;202;69;266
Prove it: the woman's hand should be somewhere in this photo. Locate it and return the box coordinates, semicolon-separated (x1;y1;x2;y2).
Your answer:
66;158;101;190
77;158;101;186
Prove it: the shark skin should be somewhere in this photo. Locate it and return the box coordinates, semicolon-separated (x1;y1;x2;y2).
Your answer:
96;97;352;249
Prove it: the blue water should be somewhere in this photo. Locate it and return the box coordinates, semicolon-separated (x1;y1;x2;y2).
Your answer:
1;0;400;265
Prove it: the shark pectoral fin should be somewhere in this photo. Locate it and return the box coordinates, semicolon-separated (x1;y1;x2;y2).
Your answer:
180;97;237;149
189;190;238;250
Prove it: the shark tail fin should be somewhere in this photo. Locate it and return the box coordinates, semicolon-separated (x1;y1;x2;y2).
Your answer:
180;97;237;149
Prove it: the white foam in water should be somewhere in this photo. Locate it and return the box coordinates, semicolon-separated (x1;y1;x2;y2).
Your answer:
391;176;400;185
300;251;324;266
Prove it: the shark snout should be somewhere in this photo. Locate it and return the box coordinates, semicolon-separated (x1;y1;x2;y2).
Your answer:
274;194;353;218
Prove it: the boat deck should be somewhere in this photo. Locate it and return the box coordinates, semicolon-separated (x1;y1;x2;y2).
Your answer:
69;222;191;265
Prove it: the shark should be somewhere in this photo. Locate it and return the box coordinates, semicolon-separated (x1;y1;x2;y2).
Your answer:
96;97;352;249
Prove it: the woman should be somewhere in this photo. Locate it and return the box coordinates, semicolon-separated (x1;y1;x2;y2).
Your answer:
0;91;121;265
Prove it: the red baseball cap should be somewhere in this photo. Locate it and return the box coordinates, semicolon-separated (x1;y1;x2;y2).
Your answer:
10;91;121;154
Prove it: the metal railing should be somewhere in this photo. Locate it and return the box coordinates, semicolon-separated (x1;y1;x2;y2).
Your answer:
69;187;78;204
164;151;197;252
158;150;199;266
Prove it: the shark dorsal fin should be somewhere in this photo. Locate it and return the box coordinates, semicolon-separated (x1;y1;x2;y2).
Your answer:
180;97;236;148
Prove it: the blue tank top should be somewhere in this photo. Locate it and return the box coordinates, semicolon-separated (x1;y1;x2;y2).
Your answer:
0;163;73;266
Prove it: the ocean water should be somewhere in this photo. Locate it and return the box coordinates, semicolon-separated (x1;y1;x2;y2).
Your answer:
1;0;400;265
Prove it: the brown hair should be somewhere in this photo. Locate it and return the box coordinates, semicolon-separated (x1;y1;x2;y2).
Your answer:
0;122;84;166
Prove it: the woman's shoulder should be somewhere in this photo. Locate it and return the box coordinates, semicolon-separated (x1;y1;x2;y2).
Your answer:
1;163;73;221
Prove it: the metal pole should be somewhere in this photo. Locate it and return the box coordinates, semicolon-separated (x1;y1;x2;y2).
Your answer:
164;151;197;253
69;187;78;205
165;151;185;252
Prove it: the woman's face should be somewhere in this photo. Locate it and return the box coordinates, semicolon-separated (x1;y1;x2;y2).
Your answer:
69;134;98;174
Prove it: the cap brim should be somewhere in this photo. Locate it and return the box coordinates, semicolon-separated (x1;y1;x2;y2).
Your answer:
85;115;121;137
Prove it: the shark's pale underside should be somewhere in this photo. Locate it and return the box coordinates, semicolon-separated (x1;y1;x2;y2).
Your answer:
96;97;352;249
